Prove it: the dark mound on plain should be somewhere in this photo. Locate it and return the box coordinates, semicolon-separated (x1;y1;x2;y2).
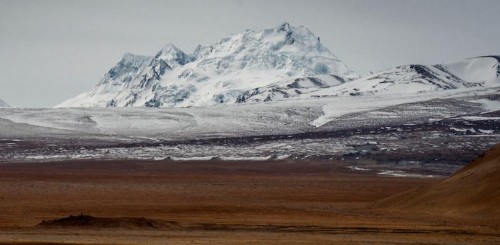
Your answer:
38;214;180;229
372;144;500;221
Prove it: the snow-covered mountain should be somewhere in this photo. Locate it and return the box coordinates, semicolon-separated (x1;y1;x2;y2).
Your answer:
310;56;500;97
57;22;357;108
0;99;10;108
56;21;499;108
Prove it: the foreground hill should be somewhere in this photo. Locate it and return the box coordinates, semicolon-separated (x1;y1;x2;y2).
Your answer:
373;144;500;220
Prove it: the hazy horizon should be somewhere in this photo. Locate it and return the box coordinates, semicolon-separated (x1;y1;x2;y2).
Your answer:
1;0;499;108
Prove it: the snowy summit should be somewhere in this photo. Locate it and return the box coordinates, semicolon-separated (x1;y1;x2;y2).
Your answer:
0;99;10;108
57;22;357;108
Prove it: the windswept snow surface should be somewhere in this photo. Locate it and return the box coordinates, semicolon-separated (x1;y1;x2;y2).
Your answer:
310;87;499;127
7;87;496;137
310;93;435;127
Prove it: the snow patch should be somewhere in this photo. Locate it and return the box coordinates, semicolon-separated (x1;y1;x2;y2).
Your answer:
348;166;371;171
472;99;500;113
377;170;437;178
460;116;500;121
310;93;446;127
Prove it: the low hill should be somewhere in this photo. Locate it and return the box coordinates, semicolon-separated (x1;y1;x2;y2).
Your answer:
38;214;180;229
372;144;500;221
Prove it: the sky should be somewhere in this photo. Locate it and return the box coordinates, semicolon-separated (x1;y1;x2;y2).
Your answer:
0;0;499;108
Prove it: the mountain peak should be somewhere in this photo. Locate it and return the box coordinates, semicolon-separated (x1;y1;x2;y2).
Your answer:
155;43;183;59
104;53;151;81
0;98;10;108
120;52;151;63
155;43;181;56
155;43;192;67
276;22;292;32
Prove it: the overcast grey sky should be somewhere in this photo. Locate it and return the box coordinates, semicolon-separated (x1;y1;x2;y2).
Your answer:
0;0;499;107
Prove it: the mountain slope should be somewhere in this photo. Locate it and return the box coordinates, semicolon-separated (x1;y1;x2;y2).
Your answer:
372;144;500;220
0;99;10;108
57;23;357;108
443;55;500;86
311;56;499;97
58;53;153;107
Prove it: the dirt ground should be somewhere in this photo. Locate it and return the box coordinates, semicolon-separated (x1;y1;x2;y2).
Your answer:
0;160;498;244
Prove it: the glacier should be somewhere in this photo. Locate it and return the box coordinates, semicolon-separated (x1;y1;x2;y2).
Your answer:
3;86;500;176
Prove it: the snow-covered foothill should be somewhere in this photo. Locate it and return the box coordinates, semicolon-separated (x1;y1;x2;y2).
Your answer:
310;56;500;97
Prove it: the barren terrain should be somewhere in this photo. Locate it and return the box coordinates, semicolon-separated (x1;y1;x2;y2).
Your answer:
0;159;498;244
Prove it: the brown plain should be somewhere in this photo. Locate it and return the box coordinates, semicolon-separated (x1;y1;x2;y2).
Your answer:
0;149;498;244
